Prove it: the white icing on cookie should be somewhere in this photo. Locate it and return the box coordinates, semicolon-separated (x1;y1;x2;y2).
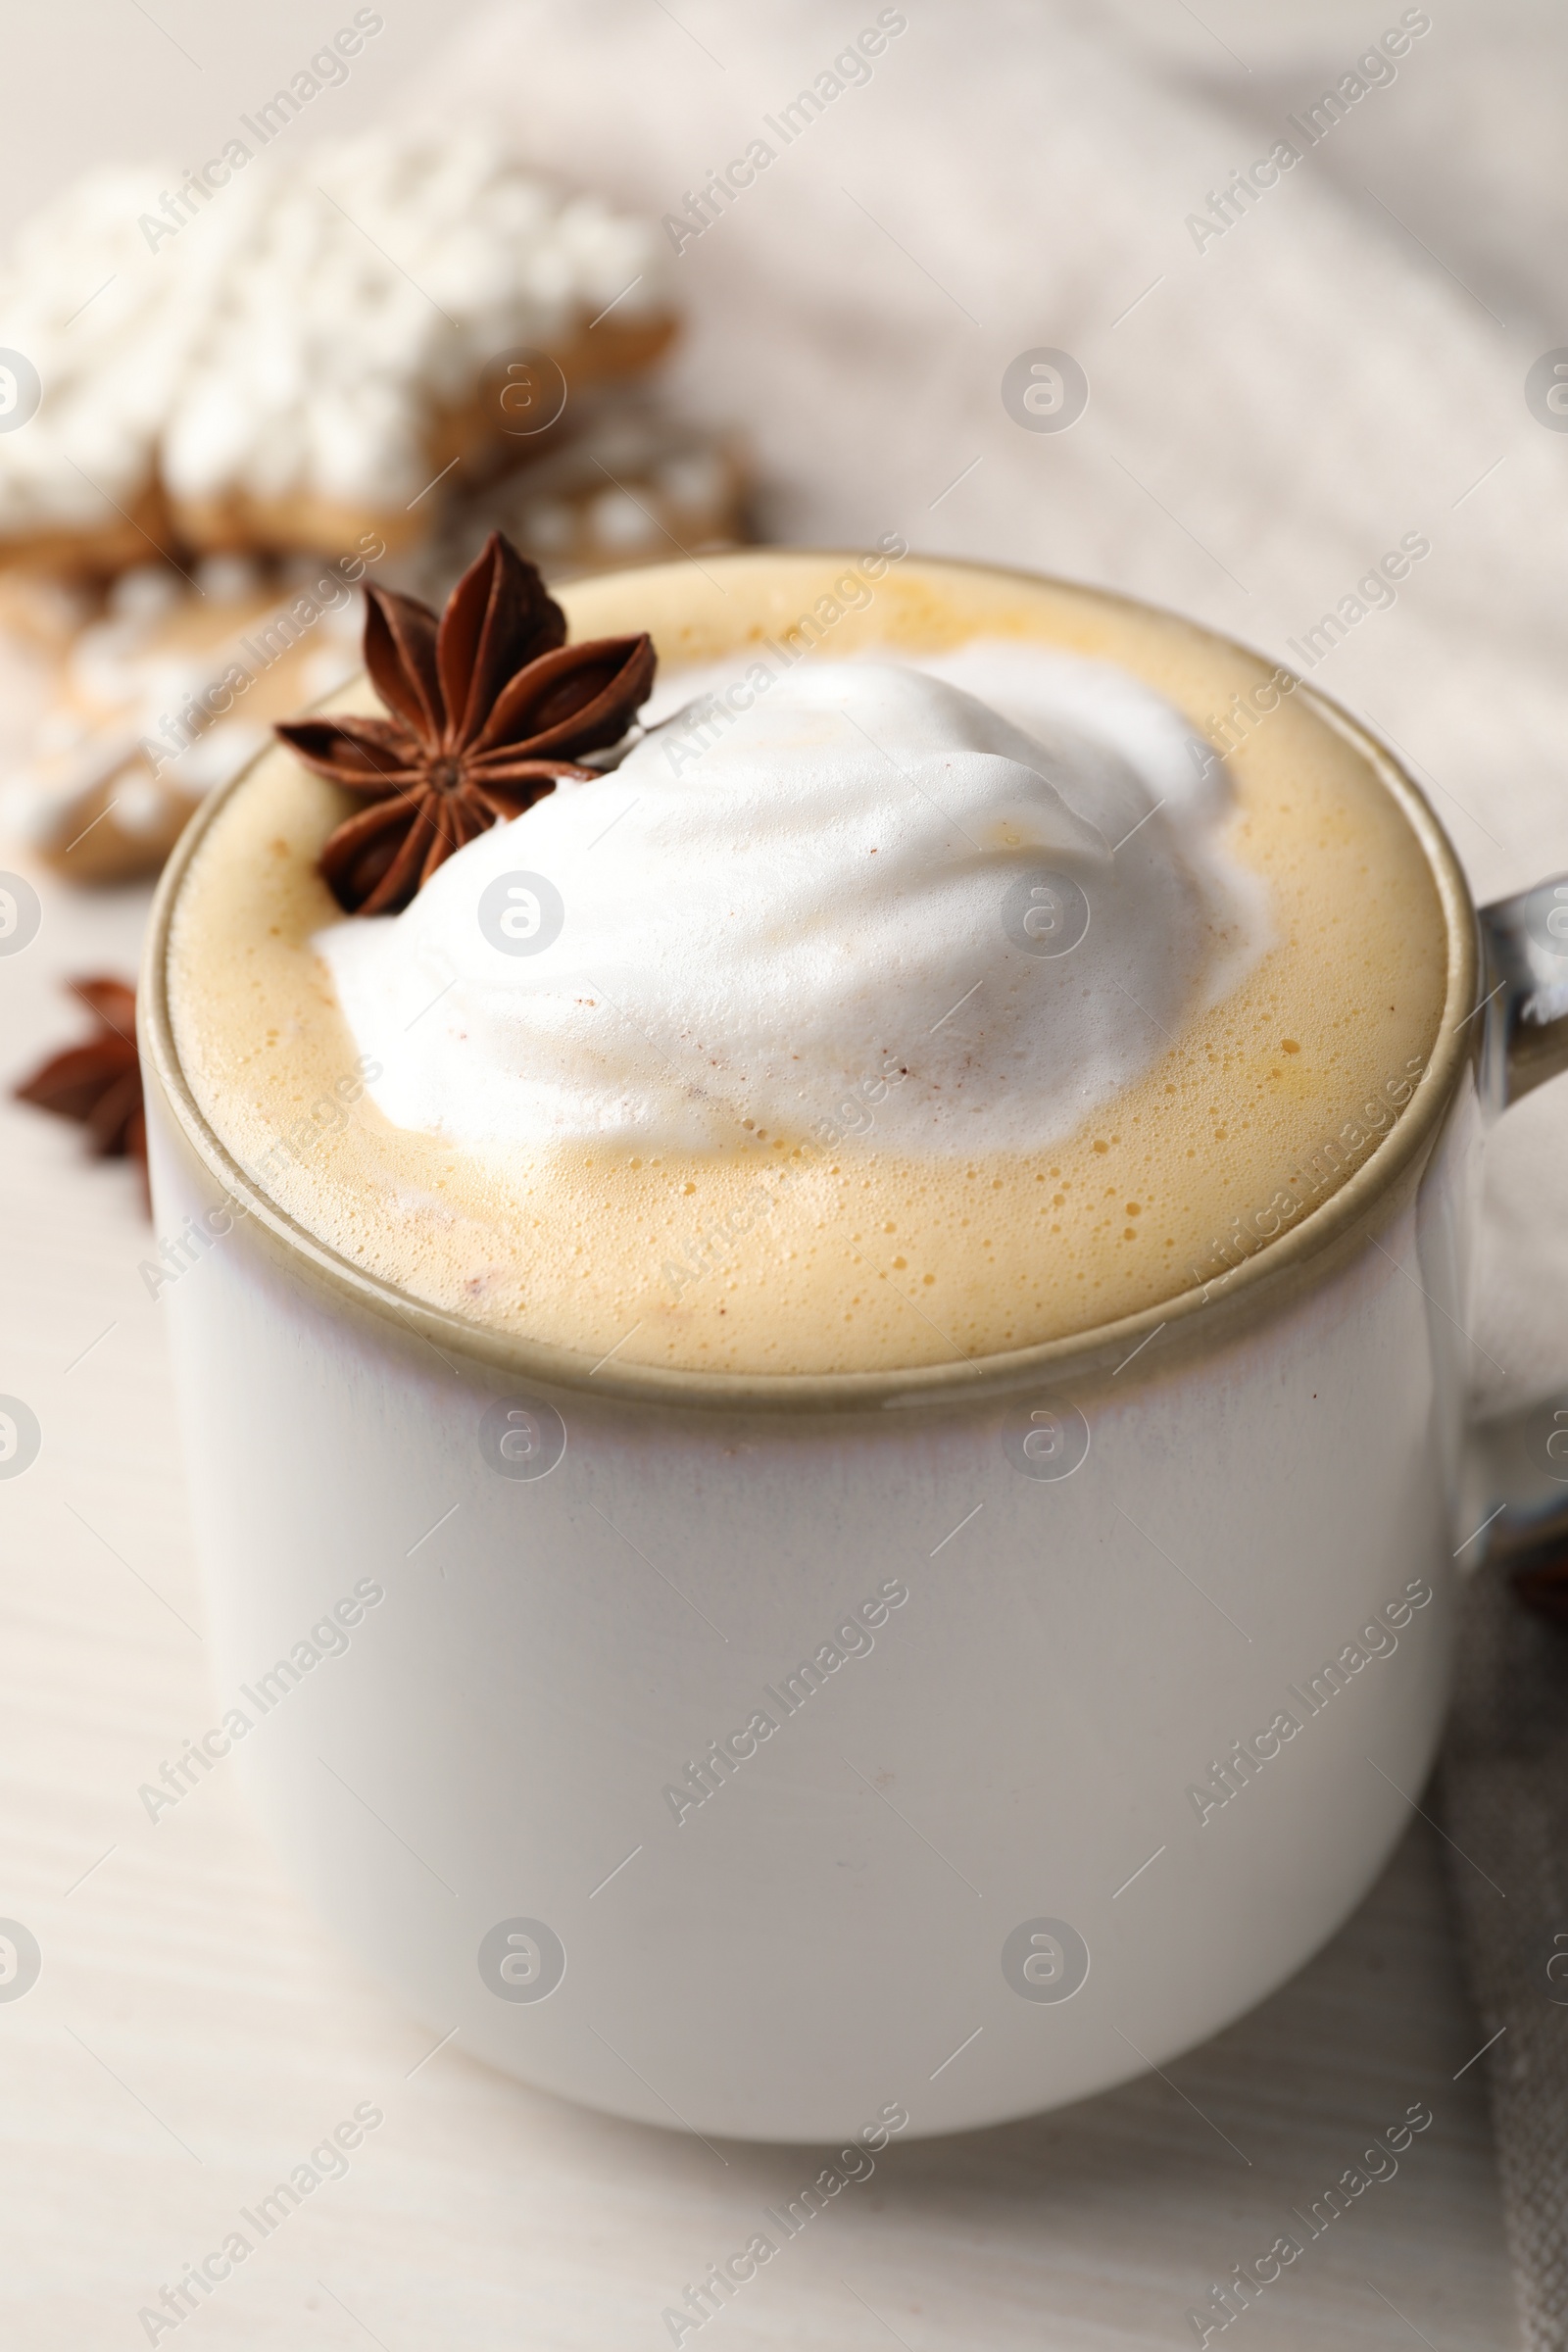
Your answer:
0;133;670;536
0;561;361;859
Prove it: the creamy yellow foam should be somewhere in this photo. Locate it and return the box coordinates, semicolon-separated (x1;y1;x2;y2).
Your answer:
166;555;1449;1375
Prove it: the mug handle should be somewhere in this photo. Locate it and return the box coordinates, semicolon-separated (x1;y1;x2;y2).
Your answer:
1462;878;1568;1607
1480;874;1568;1110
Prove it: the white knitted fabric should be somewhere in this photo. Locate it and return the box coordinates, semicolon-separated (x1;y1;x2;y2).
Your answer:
1443;1562;1568;2352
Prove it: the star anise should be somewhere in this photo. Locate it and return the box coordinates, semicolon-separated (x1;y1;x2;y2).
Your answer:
14;976;147;1204
276;530;656;914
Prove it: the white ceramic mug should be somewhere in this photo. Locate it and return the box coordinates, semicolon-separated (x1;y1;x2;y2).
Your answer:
139;556;1568;2144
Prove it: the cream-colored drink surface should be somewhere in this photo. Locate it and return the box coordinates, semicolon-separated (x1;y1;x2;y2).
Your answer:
166;555;1449;1375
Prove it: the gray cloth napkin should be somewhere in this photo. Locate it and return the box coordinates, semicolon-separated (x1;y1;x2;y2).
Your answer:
1443;1556;1568;2352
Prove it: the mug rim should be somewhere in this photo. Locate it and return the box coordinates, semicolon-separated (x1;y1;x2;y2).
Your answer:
139;548;1479;1415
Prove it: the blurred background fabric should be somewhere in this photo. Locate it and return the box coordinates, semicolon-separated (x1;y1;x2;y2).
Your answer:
396;0;1568;1421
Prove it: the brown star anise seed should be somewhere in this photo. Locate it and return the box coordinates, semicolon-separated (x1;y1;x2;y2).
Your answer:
14;975;148;1205
275;530;657;914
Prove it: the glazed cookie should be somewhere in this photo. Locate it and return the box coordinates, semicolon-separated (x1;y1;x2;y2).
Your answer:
407;397;751;598
0;133;674;571
0;550;375;882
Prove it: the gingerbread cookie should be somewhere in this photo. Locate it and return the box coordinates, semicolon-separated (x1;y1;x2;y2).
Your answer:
0;132;674;573
0;547;376;881
409;397;751;597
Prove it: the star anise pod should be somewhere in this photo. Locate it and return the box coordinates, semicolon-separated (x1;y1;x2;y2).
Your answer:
14;975;148;1205
276;530;656;914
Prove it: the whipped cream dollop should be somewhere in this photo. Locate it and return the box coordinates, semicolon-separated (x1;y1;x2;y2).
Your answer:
317;645;1268;1157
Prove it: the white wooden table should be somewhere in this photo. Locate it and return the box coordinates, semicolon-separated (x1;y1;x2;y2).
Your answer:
0;853;1517;2349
